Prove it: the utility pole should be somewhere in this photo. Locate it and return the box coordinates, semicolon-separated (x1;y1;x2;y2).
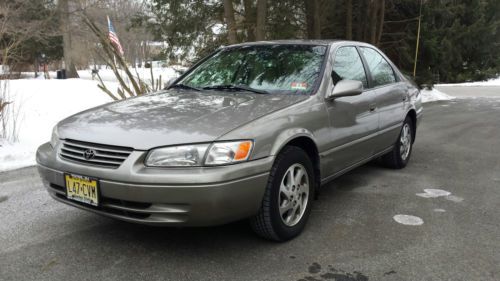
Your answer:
413;0;423;78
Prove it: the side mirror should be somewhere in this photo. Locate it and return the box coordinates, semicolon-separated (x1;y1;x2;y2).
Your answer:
326;79;363;99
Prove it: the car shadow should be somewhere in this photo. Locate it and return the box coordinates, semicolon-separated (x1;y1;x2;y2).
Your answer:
9;161;400;280
74;160;388;247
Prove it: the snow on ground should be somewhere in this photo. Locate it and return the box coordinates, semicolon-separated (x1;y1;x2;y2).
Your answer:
1;67;182;172
0;79;115;172
77;67;183;83
19;65;186;83
437;76;500;87
421;87;455;103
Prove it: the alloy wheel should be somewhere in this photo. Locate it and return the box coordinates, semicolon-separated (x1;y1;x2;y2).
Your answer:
278;163;310;227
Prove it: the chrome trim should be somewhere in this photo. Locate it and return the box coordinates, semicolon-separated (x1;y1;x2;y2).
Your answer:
59;139;133;168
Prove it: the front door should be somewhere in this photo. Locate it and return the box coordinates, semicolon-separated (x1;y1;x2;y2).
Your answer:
322;46;379;177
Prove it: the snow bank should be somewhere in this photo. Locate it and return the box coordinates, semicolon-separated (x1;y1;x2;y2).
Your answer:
1;66;184;172
0;79;114;172
421;87;455;103
437;76;500;87
77;67;182;83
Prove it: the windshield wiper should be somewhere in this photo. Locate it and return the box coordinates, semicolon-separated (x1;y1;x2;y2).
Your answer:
203;84;269;95
169;83;201;91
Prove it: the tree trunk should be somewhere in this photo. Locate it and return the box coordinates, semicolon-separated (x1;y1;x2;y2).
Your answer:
58;0;79;78
346;0;353;40
369;0;379;44
364;0;372;42
223;0;237;44
305;0;321;39
355;0;365;41
376;0;385;46
255;0;267;40
243;0;256;41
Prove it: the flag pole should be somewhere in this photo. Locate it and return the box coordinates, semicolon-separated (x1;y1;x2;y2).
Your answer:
413;0;423;78
107;15;118;68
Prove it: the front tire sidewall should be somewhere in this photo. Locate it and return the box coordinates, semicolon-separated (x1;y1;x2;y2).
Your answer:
268;147;315;241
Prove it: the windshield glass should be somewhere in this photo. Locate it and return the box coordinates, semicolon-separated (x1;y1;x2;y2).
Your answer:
178;44;327;95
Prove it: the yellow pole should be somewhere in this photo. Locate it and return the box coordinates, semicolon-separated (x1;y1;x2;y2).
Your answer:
413;0;423;78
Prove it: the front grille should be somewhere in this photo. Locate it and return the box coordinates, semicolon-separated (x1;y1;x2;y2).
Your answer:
59;139;133;168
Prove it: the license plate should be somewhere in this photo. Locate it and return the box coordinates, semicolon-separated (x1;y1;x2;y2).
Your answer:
64;173;99;206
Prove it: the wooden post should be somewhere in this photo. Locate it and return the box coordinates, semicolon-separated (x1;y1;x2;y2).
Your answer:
413;0;423;78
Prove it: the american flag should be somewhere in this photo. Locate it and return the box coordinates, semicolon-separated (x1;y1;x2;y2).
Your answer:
107;16;124;56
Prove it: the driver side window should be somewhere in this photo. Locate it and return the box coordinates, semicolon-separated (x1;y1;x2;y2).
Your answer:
332;47;368;89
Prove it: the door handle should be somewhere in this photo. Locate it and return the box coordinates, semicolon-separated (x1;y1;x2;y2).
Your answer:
369;103;377;112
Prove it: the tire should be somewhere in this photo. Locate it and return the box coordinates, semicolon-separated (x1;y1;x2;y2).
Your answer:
250;146;315;242
382;116;414;169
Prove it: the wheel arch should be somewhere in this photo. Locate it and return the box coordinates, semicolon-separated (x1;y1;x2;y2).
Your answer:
270;130;321;192
406;109;417;143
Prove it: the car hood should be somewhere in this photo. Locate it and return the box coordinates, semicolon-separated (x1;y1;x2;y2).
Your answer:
57;90;309;150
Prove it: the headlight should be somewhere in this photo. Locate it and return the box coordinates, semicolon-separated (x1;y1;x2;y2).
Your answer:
144;140;253;167
145;144;210;167
205;140;253;166
50;126;59;148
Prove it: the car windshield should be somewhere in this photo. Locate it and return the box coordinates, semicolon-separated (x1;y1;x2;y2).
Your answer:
177;44;327;95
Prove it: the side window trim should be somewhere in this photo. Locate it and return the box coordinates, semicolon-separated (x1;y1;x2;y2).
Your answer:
355;45;373;89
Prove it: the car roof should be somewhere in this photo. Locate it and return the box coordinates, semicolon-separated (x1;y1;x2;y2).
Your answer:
226;39;374;48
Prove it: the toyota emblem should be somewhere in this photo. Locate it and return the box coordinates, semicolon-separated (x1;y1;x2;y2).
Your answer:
83;149;96;160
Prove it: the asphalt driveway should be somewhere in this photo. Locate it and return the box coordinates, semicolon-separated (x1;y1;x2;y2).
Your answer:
1;89;499;281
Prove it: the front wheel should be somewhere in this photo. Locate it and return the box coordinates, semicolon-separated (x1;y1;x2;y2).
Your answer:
250;146;315;241
382;116;414;169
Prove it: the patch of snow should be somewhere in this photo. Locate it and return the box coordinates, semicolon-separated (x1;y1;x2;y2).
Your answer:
416;189;452;198
420;88;455;103
393;214;424;226
433;208;446;213
445;195;464;203
437;76;500;87
0;141;35;171
416;188;463;203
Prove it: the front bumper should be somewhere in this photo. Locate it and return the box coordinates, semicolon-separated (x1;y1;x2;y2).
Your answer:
36;142;272;226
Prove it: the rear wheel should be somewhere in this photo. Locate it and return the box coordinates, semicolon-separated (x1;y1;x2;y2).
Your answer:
382;116;414;169
250;146;315;241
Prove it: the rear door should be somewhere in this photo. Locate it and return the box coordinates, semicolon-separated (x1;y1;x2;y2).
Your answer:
358;47;406;153
322;46;379;176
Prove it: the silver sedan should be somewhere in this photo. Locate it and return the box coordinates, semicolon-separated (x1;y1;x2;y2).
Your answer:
37;40;423;241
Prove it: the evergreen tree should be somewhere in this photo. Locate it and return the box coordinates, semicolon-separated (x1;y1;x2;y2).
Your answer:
138;0;500;83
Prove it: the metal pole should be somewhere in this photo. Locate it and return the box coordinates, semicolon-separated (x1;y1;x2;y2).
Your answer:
413;0;423;78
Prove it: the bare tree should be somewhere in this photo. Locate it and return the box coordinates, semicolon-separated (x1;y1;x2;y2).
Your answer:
0;1;58;68
0;1;59;141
